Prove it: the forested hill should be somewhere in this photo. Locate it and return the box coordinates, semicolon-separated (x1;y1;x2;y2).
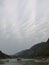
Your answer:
0;51;11;59
15;39;49;58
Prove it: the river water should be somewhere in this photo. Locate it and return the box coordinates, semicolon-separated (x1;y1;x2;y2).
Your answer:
0;59;48;65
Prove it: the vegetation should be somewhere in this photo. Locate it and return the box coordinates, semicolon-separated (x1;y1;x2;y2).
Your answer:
0;51;11;59
15;39;49;58
0;39;49;59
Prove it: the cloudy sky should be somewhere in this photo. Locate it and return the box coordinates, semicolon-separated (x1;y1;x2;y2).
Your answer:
0;0;49;54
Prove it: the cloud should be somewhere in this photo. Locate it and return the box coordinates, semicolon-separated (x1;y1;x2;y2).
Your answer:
0;0;49;54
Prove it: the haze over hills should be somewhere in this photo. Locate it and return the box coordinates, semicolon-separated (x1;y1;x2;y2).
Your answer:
14;39;49;58
0;39;49;59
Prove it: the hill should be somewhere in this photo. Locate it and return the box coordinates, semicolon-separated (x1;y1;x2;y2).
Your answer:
0;51;11;59
15;39;49;58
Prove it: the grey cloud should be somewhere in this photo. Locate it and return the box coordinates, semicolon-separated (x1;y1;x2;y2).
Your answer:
0;0;49;54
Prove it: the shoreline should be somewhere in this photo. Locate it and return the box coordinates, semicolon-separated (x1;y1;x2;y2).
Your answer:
35;57;49;64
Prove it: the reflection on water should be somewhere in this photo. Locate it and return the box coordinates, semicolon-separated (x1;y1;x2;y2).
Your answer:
0;59;48;65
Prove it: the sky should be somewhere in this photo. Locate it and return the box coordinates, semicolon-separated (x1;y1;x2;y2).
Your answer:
0;0;49;54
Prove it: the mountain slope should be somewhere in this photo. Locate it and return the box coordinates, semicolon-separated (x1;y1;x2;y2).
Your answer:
0;51;11;59
15;39;49;58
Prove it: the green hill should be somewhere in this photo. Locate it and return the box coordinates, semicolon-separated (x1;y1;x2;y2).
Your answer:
0;51;11;59
15;39;49;58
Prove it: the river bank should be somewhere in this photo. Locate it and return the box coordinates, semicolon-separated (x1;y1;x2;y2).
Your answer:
41;57;49;63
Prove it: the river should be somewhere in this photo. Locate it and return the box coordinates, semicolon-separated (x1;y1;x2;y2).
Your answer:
0;59;48;65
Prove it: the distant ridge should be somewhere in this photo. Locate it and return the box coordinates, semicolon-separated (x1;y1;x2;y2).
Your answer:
14;39;49;58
